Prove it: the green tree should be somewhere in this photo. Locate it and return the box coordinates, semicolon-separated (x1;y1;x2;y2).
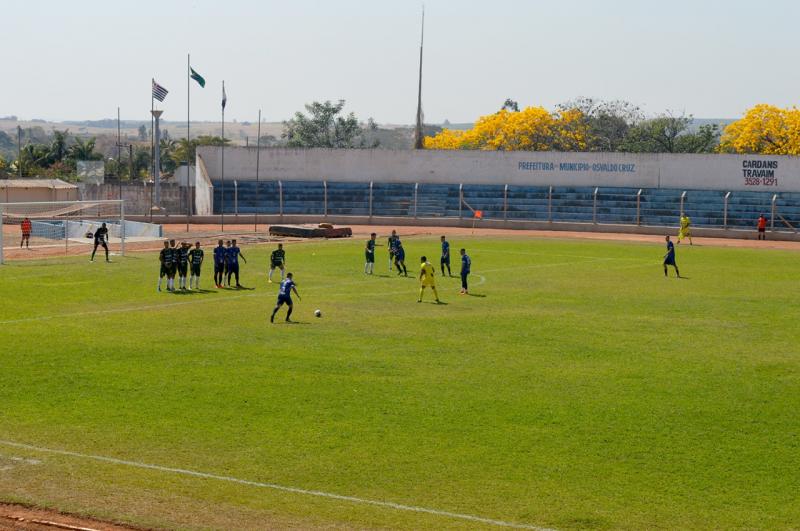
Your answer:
620;113;719;153
502;98;520;112
48;129;70;164
138;125;147;141
558;98;643;152
283;100;377;148
69;137;102;161
174;136;229;165
132;146;152;179
159;138;178;174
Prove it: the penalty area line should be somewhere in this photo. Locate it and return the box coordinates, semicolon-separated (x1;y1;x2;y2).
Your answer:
0;440;554;531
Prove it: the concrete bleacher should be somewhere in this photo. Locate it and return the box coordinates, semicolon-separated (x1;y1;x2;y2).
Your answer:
210;179;800;231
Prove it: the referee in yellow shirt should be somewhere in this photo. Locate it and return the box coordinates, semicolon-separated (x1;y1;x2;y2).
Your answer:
418;256;440;303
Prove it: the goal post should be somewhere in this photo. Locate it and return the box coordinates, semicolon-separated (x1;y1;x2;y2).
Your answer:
0;200;127;264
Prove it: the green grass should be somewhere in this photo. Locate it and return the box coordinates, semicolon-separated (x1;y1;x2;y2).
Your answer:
1;236;799;530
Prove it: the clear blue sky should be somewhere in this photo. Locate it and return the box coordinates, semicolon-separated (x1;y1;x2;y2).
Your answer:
0;0;798;124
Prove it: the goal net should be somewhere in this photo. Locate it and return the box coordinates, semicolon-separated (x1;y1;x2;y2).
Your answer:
0;200;133;264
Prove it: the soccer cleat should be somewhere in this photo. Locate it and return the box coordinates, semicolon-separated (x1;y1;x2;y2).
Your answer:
417;299;421;303
270;313;275;323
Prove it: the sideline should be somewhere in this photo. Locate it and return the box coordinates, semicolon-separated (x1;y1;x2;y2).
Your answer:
0;439;555;531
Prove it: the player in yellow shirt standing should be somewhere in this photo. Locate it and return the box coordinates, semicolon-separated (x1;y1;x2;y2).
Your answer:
417;256;440;303
678;212;693;245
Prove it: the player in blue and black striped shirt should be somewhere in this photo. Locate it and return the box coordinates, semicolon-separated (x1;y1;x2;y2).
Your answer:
213;240;226;288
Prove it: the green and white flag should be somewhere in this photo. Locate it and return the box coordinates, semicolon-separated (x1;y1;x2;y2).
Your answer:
190;67;205;88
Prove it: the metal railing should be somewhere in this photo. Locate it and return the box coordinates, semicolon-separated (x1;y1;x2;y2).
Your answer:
194;180;800;233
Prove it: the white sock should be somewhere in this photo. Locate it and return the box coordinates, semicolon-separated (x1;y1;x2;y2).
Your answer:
268;269;273;281
195;277;200;289
281;269;285;280
158;278;162;289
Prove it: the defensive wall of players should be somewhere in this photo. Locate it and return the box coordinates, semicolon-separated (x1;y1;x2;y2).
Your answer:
187;147;800;237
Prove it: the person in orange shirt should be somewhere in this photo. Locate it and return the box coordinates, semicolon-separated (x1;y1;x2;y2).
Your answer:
20;217;32;249
757;214;768;240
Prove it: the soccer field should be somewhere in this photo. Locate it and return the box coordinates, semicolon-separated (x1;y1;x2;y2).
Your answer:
1;235;799;530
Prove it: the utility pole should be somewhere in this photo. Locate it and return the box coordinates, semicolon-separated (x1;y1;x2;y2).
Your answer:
151;110;164;210
17;126;22;178
413;5;426;150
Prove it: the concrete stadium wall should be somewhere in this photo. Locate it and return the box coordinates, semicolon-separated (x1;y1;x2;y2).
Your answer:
79;183;188;216
197;147;800;193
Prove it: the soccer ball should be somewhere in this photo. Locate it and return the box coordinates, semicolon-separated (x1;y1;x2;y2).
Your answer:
314;309;322;318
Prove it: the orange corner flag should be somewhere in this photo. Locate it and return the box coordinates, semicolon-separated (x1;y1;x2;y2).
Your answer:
474;210;483;219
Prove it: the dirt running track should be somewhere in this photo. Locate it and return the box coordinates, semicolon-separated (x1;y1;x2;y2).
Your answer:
0;503;148;531
2;223;800;262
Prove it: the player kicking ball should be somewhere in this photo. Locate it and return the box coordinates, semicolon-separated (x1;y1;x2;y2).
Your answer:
271;272;301;323
663;235;680;278
418;256;440;303
90;222;110;262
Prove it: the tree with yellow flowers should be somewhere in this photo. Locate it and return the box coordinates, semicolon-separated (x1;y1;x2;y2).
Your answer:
423;106;588;151
719;104;800;155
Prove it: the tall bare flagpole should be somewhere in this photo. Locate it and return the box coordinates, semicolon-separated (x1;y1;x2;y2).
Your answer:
413;5;425;149
255;108;261;233
221;80;226;232
186;53;191;232
151;79;155;185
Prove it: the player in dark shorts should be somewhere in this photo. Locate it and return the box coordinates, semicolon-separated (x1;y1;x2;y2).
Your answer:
271;272;301;323
188;241;204;290
163;239;178;291
663;235;680;278
268;243;286;283
157;240;169;292
440;235;452;276
757;214;768;240
388;230;398;271
394;239;408;276
364;233;376;274
20;217;32;249
177;242;190;290
460;248;471;294
213;240;226;288
90;222;110;262
226;239;247;288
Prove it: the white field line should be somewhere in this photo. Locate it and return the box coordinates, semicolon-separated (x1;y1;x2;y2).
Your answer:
0;439;555;531
0;293;262;325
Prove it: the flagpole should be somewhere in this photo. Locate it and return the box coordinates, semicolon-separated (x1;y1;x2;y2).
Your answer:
221;80;225;232
255;108;261;233
186;53;190;233
150;79;155;221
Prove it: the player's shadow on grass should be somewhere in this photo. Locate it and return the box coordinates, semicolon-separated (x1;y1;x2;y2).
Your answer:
467;293;487;298
281;320;310;325
170;289;210;296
